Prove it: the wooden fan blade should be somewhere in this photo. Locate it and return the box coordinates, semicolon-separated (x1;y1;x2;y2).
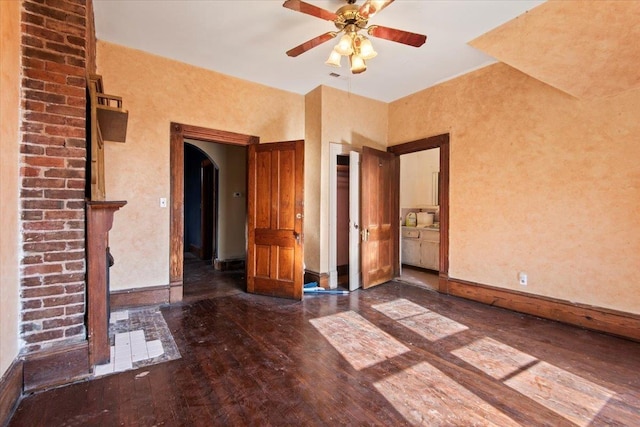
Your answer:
358;0;395;19
286;32;337;57
368;25;426;47
283;0;337;21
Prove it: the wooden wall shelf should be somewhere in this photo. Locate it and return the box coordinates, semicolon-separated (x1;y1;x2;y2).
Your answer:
96;93;128;143
88;74;128;201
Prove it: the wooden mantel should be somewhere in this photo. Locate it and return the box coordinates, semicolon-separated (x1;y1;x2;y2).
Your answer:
86;200;126;367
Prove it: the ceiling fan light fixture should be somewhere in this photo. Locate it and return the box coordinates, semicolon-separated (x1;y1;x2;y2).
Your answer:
357;36;377;60
349;54;366;74
325;49;342;67
335;34;354;56
283;0;427;75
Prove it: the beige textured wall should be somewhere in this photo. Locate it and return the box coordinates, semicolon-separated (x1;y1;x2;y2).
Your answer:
304;87;323;273
320;86;388;150
317;86;387;274
0;0;21;374
185;139;247;260
389;62;640;314
97;41;304;291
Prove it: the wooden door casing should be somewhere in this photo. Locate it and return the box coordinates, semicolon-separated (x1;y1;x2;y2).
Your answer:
361;146;399;288
247;140;304;300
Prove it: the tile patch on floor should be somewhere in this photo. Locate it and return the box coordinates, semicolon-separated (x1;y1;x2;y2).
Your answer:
94;306;181;377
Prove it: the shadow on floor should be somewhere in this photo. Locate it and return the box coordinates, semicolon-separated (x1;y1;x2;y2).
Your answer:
182;253;246;303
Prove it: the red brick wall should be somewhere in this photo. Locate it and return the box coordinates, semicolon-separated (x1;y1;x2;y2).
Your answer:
19;0;87;352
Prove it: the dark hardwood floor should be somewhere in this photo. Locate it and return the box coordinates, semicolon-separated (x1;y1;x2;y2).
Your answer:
9;257;640;426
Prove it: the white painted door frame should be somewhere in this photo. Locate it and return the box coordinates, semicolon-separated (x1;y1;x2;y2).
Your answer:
348;150;360;291
329;143;360;290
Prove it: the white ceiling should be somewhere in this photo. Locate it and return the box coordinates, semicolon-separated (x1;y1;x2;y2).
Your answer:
93;0;545;103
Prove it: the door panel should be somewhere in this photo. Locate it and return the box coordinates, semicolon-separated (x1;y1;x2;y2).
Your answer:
361;146;399;288
247;140;304;300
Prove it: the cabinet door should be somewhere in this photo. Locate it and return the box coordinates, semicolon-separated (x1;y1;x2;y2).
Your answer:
420;240;440;271
402;238;421;266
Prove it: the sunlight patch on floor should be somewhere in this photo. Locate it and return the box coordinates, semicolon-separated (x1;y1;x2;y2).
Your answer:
309;310;410;370
372;298;468;341
451;336;538;380
452;336;615;426
506;361;614;427
374;361;520;426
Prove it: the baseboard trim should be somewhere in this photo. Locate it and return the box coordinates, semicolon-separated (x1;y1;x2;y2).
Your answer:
189;244;202;259
110;284;170;310
443;277;640;342
0;358;23;426
23;341;90;393
304;270;330;289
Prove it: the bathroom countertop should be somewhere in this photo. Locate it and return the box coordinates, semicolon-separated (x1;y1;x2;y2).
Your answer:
402;225;440;231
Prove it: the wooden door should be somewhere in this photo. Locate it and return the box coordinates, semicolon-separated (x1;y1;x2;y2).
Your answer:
247;140;304;300
360;146;399;288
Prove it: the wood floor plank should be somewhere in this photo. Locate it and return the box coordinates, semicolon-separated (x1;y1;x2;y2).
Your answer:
8;258;640;426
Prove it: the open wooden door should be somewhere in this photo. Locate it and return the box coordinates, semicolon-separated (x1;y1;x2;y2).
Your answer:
247;140;304;300
360;146;399;288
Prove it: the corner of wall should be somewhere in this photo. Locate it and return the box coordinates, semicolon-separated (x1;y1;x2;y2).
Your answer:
0;0;23;377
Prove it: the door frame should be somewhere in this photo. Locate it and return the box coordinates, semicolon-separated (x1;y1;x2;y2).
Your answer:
328;143;354;289
169;122;259;302
387;133;450;292
329;144;362;291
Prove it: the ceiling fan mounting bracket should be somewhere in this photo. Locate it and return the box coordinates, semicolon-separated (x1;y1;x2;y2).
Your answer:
334;5;368;32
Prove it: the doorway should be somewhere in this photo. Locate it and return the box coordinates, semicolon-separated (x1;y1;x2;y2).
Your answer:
335;154;350;287
169;123;259;303
328;134;450;293
397;147;440;291
388;133;450;293
184;143;219;263
329;144;361;291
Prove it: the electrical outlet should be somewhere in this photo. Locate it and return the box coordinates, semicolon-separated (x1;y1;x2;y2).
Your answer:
518;272;528;286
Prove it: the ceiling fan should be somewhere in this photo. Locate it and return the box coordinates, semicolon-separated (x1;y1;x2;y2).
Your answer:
283;0;427;74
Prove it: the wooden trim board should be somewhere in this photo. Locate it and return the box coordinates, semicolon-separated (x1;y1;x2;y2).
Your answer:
22;342;90;393
443;277;640;342
304;270;330;289
110;285;170;310
0;359;23;426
